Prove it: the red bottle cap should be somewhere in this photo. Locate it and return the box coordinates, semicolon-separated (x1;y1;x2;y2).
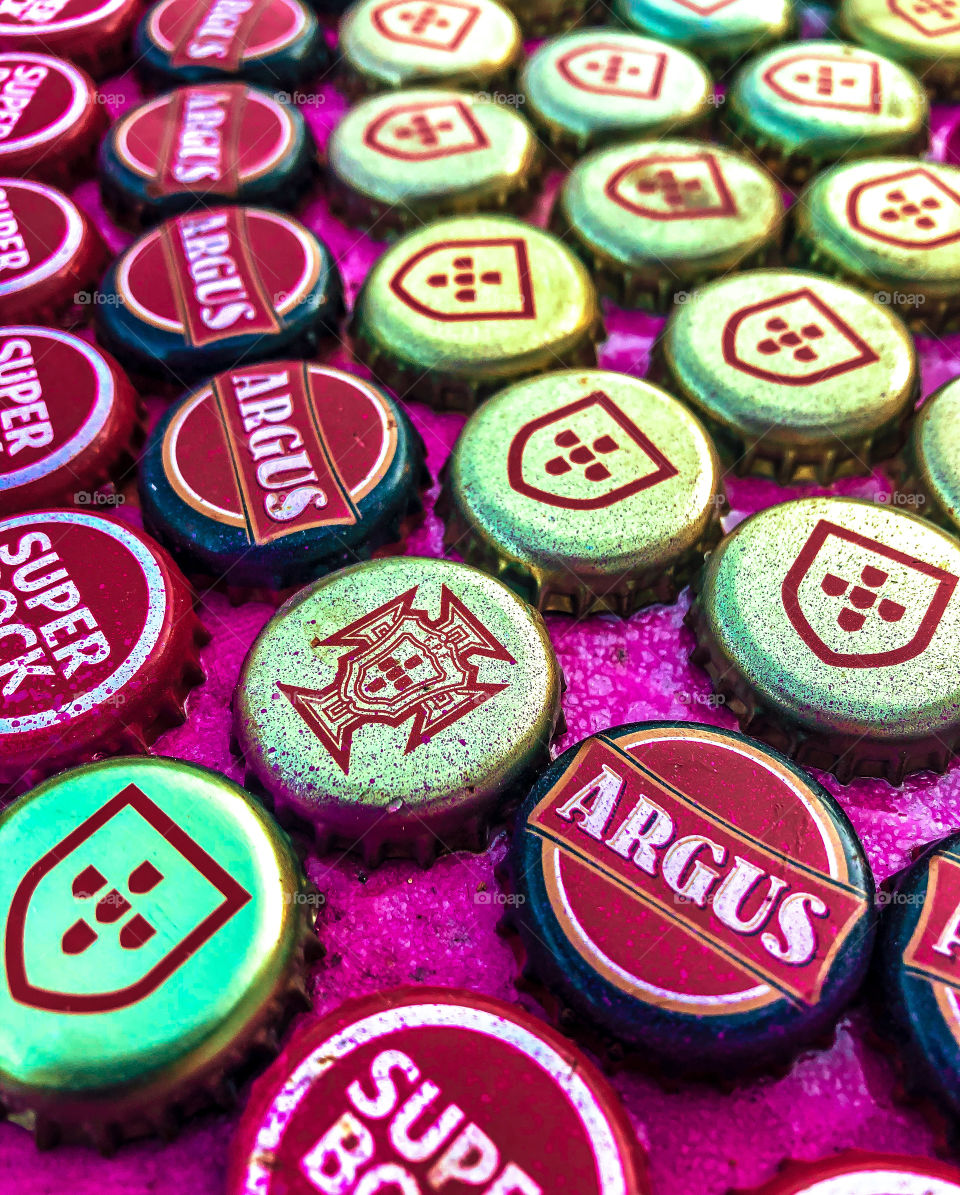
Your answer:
0;510;206;800
0;53;105;186
0;179;106;327
738;1152;960;1194
228;987;650;1195
0;327;140;515
0;0;142;79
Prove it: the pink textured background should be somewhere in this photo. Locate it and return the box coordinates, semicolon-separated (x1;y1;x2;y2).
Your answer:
9;27;960;1195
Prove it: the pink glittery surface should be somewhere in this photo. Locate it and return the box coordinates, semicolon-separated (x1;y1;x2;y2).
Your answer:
7;53;960;1195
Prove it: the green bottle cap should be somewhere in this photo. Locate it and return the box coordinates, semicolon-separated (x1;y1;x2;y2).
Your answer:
351;213;603;410
235;555;563;867
687;495;960;783
0;756;316;1150
840;0;960;102
440;368;725;616
520;29;714;159
655;268;919;484
722;40;929;186
338;0;522;98
902;377;960;535
326;89;540;235
790;157;960;332
553;138;785;312
611;0;797;75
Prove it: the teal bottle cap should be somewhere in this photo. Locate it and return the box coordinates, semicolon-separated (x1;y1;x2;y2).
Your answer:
0;755;316;1149
611;0;797;75
440;368;725;615
326;89;540;234
687;495;960;782
722;40;929;186
235;555;563;866
554;137;785;311
655;268;919;484
521;29;714;158
339;0;523;98
350;213;603;410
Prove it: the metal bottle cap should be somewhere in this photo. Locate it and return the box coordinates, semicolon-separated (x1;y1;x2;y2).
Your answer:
840;0;960;102
611;0;797;75
509;720;875;1074
875;830;960;1122
902;376;960;536
655;268;919;484
554;138;785;311
235;555;563;866
99;84;317;231
738;1153;960;1194
790;156;960;332
351;213;602;411
134;0;329;93
0;327;141;515
338;0;523;98
440;368;725;616
521;29;714;159
0;755;316;1150
228;987;650;1195
0;0;141;78
722;40;929;186
326;89;540;234
0;510;207;799
0;179;106;328
95;205;343;390
686;495;960;783
140;360;428;597
0;54;106;187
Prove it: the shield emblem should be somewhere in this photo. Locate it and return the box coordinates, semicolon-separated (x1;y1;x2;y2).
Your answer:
781;520;958;668
389;237;535;321
370;0;481;50
4;785;250;1014
354;630;445;708
362;100;489;161
721;288;879;386
556;43;667;99
889;0;960;38
603;153;738;220
664;0;738;10
846;166;960;249
506;391;679;510
762;53;882;113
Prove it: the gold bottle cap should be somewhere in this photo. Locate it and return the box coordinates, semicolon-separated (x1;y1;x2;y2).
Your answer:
840;0;960;101
520;29;714;159
722;40;929;186
326;89;540;234
440;368;725;615
553;137;785;312
350;213;603;410
338;0;522;98
687;495;960;783
655;268;918;483
790;156;960;332
903;377;960;535
612;0;797;75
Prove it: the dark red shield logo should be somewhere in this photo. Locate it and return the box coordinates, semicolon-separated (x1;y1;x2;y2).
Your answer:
370;0;480;50
762;53;882;113
781;520;959;668
279;584;515;773
362;99;489;160
846;166;960;249
389;238;535;321
603;152;738;220
4;785;251;1014
722;289;880;386
888;0;960;38
506;391;679;510
556;42;668;99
